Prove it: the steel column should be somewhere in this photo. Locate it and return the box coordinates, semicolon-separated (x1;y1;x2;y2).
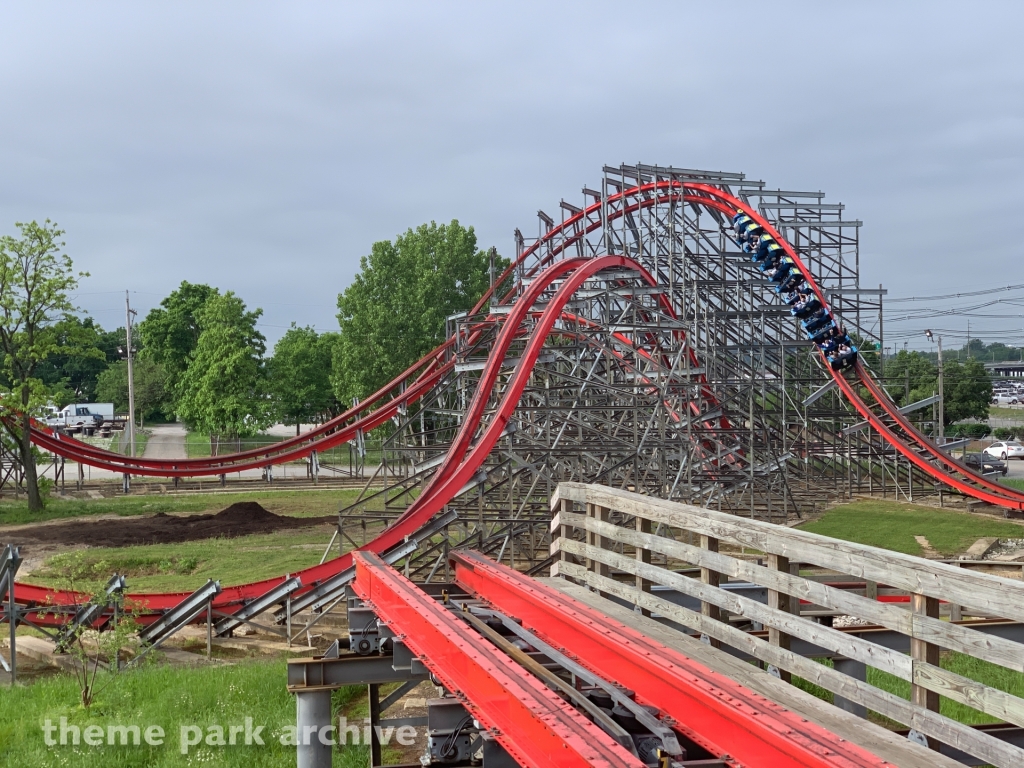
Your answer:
295;689;332;768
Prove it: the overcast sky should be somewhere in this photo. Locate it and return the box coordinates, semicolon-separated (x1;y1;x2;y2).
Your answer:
2;1;1022;352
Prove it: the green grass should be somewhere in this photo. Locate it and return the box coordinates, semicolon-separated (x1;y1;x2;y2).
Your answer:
108;430;150;458
1004;478;1024;492
184;431;387;467
0;488;369;527
0;659;375;767
25;525;344;592
793;651;1022;727
799;500;1024;556
988;406;1024;420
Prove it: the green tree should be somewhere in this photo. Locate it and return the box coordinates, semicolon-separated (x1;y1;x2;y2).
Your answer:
942;358;991;425
0;221;88;511
174;292;269;453
138;281;219;393
35;316;120;405
95;358;170;426
333;220;502;401
882;350;937;407
268;325;340;433
38;552;141;708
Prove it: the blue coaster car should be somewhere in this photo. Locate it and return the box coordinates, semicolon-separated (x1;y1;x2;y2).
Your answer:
803;310;833;334
809;321;838;343
791;296;822;318
828;346;858;371
819;337;840;354
769;258;798;283
777;275;805;294
737;221;762;244
783;286;813;305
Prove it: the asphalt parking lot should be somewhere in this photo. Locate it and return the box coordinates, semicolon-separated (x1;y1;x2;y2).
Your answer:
1005;457;1024;481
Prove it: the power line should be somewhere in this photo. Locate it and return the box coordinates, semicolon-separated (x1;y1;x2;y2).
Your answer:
887;283;1024;303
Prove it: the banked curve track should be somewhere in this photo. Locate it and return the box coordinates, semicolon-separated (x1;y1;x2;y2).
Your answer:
8;181;1024;625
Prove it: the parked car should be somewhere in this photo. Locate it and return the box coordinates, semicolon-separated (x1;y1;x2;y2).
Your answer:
984;441;1024;461
992;394;1020;405
962;453;1008;476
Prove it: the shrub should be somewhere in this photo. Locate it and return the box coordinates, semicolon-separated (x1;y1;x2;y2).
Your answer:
993;427;1018;441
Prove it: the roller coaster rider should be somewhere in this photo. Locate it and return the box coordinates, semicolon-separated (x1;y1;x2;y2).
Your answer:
776;270;805;294
767;257;798;283
783;285;813;305
732;212;762;245
754;233;784;263
802;307;833;333
729;209;858;371
791;293;822;318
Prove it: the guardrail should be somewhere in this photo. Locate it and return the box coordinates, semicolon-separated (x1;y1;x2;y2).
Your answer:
551;482;1024;768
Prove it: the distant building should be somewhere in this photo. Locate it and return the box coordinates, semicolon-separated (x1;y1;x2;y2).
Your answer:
986;361;1024;379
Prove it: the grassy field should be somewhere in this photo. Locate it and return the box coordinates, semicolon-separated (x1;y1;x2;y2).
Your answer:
0;487;370;527
23;525;343;592
0;659;380;767
184;431;386;467
799;499;1024;556
989;406;1024;420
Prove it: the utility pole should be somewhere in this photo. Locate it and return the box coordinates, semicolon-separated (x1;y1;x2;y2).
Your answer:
926;330;944;444
937;335;944;444
125;291;137;458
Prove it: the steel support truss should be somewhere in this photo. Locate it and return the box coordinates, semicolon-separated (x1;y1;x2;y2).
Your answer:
338;163;944;572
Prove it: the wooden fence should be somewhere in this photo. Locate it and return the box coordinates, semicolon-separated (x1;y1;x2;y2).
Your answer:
551;482;1024;768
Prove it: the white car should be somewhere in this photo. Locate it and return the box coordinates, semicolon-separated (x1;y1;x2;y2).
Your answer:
992;395;1020;405
984;441;1024;461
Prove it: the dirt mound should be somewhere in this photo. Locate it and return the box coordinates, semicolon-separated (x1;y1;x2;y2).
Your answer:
4;502;335;550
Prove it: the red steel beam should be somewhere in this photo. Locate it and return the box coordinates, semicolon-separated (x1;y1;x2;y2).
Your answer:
451;550;892;768
351;551;643;768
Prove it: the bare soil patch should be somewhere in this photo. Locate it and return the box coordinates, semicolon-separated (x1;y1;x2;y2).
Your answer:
1;502;334;550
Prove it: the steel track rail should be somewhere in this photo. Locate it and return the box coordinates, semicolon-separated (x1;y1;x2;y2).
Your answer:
450;549;890;768
352;550;643;768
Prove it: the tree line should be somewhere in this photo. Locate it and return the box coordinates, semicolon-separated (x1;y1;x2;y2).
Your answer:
0;219;501;510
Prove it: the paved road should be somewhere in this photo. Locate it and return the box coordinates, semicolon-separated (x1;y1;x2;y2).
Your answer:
142;423;187;460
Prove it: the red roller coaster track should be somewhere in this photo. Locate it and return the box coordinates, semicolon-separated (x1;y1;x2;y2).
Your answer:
7;181;1023;627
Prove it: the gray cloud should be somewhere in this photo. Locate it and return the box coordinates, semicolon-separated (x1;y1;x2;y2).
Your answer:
1;1;1021;350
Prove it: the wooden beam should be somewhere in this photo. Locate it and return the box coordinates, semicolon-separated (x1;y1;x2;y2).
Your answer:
556;483;1024;624
558;510;1024;674
911;593;941;751
635;515;652;617
768;554;792;683
700;534;721;648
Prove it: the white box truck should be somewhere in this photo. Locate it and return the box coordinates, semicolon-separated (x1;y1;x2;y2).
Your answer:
44;403;112;432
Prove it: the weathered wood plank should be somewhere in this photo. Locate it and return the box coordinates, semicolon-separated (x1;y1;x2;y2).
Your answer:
556;560;1024;768
636;515;652;617
768;553;793;683
700;533;722;648
559;510;1024;673
911;593;941;750
559;539;914;679
557;483;1024;623
914;661;1024;730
